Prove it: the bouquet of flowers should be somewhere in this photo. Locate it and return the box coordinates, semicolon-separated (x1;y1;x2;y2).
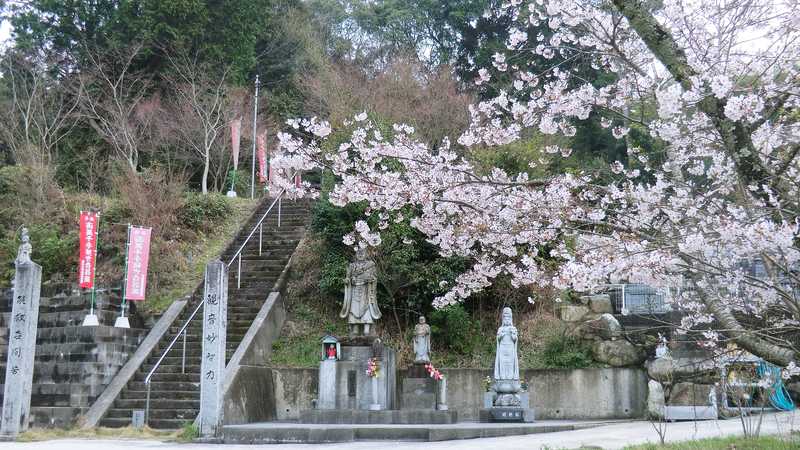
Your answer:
483;376;493;392
366;357;380;378
424;363;444;381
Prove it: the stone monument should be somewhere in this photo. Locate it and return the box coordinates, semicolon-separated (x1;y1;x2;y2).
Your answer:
400;316;436;409
309;250;396;412
1;228;42;437
198;260;228;437
339;248;380;338
482;307;534;422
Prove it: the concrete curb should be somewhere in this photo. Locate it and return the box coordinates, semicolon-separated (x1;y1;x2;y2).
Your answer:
78;299;188;429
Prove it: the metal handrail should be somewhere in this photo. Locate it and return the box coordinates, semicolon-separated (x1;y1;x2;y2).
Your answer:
226;173;297;288
141;173;298;425
143;298;205;424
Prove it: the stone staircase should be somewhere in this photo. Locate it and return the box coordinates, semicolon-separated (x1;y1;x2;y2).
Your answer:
0;287;147;427
99;198;310;429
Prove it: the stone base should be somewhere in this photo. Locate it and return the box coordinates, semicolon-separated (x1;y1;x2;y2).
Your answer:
480;407;535;423
317;345;396;410
340;336;379;347
299;409;458;424
663;405;717;421
407;363;429;378
223;420;594;444
401;377;435;410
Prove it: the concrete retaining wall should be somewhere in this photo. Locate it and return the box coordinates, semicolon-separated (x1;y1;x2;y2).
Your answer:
266;367;647;421
219;237;303;425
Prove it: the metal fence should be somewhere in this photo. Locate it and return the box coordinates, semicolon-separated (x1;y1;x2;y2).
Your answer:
608;283;671;315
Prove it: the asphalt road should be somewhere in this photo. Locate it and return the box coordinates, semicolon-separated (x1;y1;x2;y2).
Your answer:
0;412;797;450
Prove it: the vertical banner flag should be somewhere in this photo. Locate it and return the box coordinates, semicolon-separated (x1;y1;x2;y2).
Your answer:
257;130;268;183
124;226;152;301
230;118;242;170
78;211;99;289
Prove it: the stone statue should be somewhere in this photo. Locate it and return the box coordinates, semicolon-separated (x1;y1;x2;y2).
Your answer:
493;307;521;406
340;247;381;337
15;228;32;265
413;316;431;363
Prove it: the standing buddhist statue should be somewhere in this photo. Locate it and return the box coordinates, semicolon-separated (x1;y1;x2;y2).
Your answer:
493;307;521;405
340;247;381;337
413;316;431;363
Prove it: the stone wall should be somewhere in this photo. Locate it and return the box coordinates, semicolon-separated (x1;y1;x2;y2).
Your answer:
265;367;647;421
0;287;147;428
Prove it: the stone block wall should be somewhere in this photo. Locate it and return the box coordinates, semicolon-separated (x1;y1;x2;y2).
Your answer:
263;366;647;421
0;287;147;428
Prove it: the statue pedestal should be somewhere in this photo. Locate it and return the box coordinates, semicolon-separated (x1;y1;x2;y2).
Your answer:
400;378;435;410
407;363;429;378
315;345;396;410
480;391;534;423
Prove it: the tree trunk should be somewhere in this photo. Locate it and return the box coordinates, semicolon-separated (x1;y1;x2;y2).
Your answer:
703;294;796;366
202;150;210;195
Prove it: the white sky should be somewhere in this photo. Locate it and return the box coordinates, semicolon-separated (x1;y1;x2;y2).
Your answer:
0;19;11;48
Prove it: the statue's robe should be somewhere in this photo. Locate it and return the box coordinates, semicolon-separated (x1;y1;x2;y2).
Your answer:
494;325;519;380
340;259;381;324
413;324;431;363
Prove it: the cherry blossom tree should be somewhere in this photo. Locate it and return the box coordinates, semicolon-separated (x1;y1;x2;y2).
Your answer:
274;0;800;371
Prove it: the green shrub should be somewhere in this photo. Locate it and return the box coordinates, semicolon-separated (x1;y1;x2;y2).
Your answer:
319;251;348;297
179;193;233;232
0;224;77;287
430;304;483;355
536;334;594;369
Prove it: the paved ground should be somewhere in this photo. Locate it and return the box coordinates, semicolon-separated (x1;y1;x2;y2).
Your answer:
0;412;797;449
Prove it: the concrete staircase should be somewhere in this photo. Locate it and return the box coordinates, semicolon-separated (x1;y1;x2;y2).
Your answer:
0;287;147;427
99;198;310;429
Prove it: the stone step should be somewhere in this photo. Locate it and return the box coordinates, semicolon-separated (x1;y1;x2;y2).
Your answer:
94;201;309;430
127;381;199;391
0;309;127;329
120;389;199;401
115;398;200;410
0;342;139;361
133;372;200;383
139;364;203;374
99;417;189;430
105;407;199;420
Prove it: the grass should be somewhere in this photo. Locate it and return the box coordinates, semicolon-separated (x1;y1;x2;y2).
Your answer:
17;426;179;442
140;198;257;316
269;302;348;367
624;435;800;449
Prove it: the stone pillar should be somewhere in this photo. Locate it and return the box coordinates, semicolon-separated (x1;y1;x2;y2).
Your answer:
437;377;448;411
317;359;337;409
1;261;42;437
198;261;227;438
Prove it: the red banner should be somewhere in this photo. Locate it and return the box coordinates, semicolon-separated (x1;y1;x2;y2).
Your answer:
78;211;99;289
125;226;152;301
257;130;267;183
230;118;241;170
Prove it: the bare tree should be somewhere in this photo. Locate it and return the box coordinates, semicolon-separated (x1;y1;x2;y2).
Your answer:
78;44;161;171
0;52;80;198
164;53;233;194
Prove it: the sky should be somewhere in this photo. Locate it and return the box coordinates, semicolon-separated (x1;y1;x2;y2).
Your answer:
0;19;11;48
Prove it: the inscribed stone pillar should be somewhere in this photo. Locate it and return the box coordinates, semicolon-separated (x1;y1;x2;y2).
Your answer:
317;360;337;409
198;260;227;438
1;261;42;436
